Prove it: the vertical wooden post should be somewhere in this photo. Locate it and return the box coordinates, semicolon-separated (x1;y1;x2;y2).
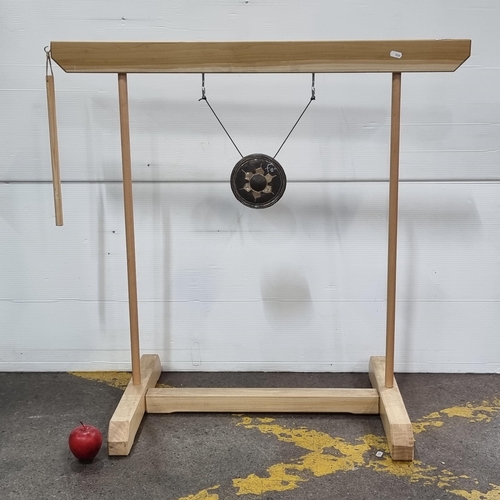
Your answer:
385;72;402;388
118;73;141;386
46;75;63;226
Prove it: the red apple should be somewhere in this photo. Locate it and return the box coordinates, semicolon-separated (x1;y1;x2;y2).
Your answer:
68;422;102;462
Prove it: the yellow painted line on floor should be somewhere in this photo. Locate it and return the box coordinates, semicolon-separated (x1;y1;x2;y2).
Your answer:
413;397;500;434
178;485;220;500
440;398;500;422
181;398;500;500
68;373;500;499
451;485;500;500
69;371;172;389
234;416;370;494
70;371;133;390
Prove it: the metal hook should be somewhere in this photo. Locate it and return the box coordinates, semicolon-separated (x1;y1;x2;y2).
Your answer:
199;73;206;101
44;46;53;76
311;73;316;100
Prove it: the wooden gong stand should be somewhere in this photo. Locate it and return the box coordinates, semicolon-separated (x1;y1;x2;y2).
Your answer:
46;40;471;459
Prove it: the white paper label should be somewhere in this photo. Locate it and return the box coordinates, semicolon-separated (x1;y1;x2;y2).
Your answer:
390;50;403;59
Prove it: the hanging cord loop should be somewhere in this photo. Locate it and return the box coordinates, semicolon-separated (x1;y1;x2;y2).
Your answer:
199;72;206;100
199;73;316;159
44;46;54;76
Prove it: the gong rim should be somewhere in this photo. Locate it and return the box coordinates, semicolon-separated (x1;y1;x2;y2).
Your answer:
230;153;287;209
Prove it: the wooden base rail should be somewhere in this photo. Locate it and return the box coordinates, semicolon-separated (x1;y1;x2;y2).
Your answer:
146;387;379;414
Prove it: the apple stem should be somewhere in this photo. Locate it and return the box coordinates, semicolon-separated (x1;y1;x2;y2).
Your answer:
80;421;86;428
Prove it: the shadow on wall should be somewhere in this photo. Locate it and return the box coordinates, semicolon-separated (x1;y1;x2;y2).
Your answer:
188;185;364;242
101;175;483;245
260;267;314;328
398;185;482;241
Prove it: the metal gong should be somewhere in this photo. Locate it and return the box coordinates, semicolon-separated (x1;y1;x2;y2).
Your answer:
230;154;286;209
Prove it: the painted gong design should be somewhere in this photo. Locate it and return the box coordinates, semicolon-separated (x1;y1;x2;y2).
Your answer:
230;154;286;209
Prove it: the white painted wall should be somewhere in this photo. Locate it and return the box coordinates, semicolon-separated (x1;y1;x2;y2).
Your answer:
1;1;499;372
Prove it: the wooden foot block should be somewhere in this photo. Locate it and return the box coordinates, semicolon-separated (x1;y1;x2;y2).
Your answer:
146;387;379;414
108;354;161;456
369;356;414;461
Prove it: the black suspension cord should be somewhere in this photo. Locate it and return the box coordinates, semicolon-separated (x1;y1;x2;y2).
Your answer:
199;73;315;159
274;73;315;158
273;96;314;158
199;74;243;158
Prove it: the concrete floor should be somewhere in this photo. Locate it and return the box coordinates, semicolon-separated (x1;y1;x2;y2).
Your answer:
1;370;499;500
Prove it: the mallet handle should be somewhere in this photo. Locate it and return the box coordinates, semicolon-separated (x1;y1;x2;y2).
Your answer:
46;75;63;226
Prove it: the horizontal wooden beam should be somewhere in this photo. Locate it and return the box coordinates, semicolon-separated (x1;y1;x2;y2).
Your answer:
369;356;414;461
146;387;379;414
50;40;470;74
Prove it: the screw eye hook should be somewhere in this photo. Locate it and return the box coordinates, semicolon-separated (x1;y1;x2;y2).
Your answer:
199;73;206;101
44;46;53;76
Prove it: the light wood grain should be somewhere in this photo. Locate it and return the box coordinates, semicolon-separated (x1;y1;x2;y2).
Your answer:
385;73;402;388
45;75;63;226
146;387;379;414
118;73;141;386
108;354;161;456
369;356;414;461
50;40;471;74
